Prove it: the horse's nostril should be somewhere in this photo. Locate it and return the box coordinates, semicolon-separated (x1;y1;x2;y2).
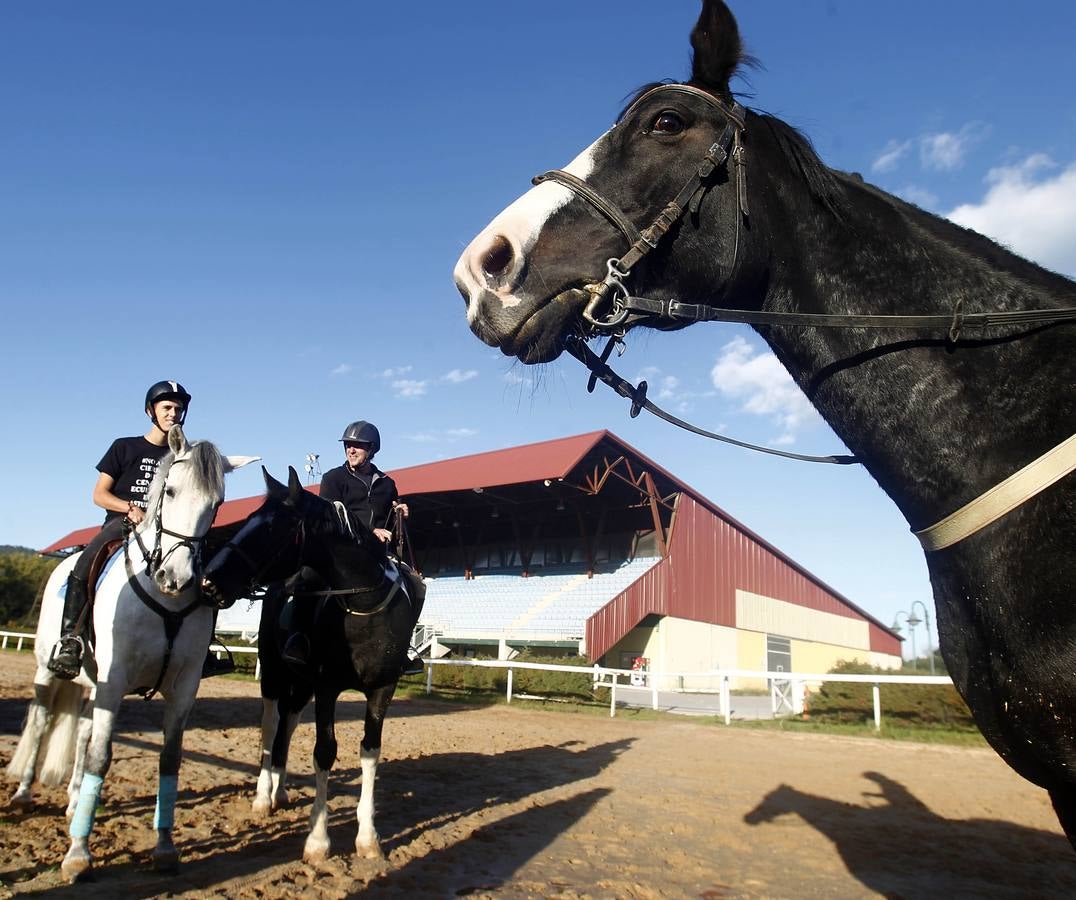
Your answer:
481;235;514;279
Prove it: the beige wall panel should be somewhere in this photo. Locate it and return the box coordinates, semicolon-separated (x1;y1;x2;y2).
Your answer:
736;589;871;650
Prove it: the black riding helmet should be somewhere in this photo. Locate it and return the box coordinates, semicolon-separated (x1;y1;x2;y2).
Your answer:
145;380;191;428
340;420;381;455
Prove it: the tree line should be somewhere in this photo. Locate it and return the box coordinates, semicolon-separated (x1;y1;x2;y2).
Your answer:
0;547;61;627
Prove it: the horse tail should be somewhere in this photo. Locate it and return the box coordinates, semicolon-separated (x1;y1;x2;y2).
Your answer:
7;680;88;788
38;680;87;786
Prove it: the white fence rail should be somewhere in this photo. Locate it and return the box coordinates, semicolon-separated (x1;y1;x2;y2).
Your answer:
2;630;952;730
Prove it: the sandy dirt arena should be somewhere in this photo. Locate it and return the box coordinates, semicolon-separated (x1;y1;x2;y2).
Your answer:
1;650;1073;899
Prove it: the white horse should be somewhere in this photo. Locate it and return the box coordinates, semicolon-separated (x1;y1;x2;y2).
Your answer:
5;424;256;882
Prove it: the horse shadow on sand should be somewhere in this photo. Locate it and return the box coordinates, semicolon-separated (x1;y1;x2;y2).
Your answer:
744;771;1076;898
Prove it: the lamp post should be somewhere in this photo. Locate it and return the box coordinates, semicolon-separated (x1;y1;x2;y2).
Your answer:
905;609;922;670
892;611;910;667
911;600;935;674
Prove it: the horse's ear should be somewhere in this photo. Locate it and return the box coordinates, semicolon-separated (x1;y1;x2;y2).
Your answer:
168;423;190;456
689;0;743;94
287;466;304;503
222;455;260;474
263;466;288;499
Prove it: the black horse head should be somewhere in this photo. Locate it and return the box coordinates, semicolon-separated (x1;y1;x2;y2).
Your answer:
454;0;801;363
202;465;385;607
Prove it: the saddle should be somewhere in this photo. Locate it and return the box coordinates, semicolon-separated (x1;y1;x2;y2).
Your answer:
85;539;125;607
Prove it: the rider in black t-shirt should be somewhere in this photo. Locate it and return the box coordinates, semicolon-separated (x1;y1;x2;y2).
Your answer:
47;381;192;679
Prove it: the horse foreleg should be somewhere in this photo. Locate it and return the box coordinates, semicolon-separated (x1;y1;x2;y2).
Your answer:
303;688;339;865
253;697;303;817
151;681;198;874
62;689;119;883
354;684;395;860
65;696;94;817
253;698;279;817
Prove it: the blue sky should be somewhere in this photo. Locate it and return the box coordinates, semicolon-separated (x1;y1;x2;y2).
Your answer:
2;1;1073;656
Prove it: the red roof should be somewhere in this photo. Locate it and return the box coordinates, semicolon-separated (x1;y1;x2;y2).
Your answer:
38;432;608;555
390;430;606;494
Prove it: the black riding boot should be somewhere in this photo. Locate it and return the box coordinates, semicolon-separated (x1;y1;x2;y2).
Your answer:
47;575;89;680
282;595;316;668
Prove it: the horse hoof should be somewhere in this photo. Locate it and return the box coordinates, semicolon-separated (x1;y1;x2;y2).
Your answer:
271;790;288;811
152;849;179;874
9;790;33;810
251;797;272;819
61;854;92;883
303;845;330;865
355;840;384;860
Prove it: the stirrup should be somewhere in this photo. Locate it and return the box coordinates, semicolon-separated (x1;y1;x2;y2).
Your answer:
282;634;311;667
400;656;424;677
47;637;84;680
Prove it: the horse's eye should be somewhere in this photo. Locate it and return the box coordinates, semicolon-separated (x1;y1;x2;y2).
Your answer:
650;111;685;135
165;487;176;498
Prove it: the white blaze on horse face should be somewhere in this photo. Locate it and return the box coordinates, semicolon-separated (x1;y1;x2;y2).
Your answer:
153;456;218;594
455;129;609;321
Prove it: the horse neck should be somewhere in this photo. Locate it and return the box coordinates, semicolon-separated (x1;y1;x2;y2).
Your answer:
304;522;385;591
738;162;1075;529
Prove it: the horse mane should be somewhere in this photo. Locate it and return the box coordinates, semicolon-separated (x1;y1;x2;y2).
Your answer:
143;441;226;516
751;112;849;221
844;177;1076;300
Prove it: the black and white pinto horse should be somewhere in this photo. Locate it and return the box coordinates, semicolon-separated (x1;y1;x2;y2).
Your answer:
201;466;421;862
455;1;1076;843
5;425;257;880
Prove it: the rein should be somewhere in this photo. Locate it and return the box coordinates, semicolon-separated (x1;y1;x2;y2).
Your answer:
295;568;405;618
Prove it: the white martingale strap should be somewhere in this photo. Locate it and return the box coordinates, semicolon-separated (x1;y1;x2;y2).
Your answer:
915;432;1076;551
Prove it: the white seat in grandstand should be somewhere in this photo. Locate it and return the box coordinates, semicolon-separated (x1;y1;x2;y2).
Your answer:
418;556;661;643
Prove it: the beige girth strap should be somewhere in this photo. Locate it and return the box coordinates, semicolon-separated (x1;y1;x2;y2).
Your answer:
915;432;1076;551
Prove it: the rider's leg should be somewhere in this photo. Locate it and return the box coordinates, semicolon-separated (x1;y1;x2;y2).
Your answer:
282;567;320;667
282;598;316;666
48;519;125;680
399;568;426;677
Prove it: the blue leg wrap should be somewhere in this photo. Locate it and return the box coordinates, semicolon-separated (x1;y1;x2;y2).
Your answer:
154;774;179;830
69;773;104;839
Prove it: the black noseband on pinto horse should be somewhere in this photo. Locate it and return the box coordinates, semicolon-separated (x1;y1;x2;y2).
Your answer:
455;0;1076;845
201;466;422;861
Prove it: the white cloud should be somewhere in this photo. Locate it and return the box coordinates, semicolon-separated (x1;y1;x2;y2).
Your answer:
441;368;478;384
405;427;478;443
330;363;352;376
895;185;938;209
918;123;987;172
947;155;1076;277
379;366;413;379
392;379;427;398
710;337;819;443
871;139;911;174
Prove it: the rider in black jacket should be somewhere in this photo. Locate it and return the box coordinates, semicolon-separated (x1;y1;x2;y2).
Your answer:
282;420;424;676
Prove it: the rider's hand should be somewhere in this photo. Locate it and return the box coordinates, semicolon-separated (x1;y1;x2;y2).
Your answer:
392;501;409;518
373;527;393;543
126;504;145;525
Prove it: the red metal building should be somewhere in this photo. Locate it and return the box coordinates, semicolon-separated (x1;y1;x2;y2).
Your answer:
42;431;901;671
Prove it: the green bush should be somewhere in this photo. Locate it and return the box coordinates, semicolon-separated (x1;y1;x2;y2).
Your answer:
806;660;976;730
0;549;61;626
426;651;594;700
